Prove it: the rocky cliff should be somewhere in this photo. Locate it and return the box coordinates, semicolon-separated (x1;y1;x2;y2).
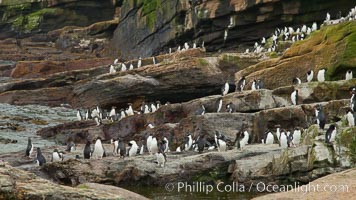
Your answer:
112;0;356;59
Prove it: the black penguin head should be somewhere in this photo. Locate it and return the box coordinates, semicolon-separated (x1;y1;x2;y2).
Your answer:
156;101;161;104
307;70;312;75
329;125;336;130
54;149;59;153
37;147;42;154
347;70;352;73
86;141;91;146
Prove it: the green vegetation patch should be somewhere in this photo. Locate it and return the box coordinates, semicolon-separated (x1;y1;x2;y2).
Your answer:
338;127;356;165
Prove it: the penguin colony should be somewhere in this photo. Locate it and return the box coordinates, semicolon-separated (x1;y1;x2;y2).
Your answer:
29;8;356;168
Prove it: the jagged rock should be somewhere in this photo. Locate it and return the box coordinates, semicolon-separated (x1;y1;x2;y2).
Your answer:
0;162;148;200
235;22;356;89
112;0;355;59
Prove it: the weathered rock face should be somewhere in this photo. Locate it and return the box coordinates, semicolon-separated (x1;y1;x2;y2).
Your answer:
0;0;116;39
235;21;356;89
112;0;355;59
0;162;148;200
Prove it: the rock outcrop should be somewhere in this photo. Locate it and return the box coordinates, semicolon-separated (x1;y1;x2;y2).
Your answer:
112;0;355;59
0;162;148;199
235;21;356;89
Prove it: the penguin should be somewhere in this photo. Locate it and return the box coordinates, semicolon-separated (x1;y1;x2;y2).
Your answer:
222;82;229;96
51;149;64;162
224;29;228;41
35;147;46;166
287;131;294;147
66;141;76;152
156;101;161;109
162;137;170;153
151;102;157;112
77;109;83;121
92;137;105;159
146;134;153;153
292;127;302;146
325;125;337;143
25;137;33;158
291;89;298;105
126;103;134;116
85;108;92;120
193;42;197;49
215;132;227;152
279;131;288;148
346;110;355;127
114;58;119;65
128;140;138;157
184;133;193;151
346;70;353;80
236;77;246;92
195;135;207;153
263;130;274;145
292;77;302;85
109;65;116;74
225;102;236;113
184;42;189;50
150;137;159;154
129;63;134;70
242;130;249;145
137;57;142;68
307;70;314;82
317;68;326;82
119;109;127;120
275;125;281;142
351;88;356;112
118;139;126;158
195;104;205;115
251;80;257;90
215;97;223;113
315;105;326;129
234;131;245;150
257;79;263;89
121;63;127;71
83;141;92;159
155;149;167;168
143;103;151;114
138;139;145;155
152;56;157;65
111;139;119;156
109;106;117;122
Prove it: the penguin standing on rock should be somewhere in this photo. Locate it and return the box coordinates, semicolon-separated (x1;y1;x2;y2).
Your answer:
222;82;229;96
195;135;208;153
77;109;83;121
184;134;193;151
155;148;166;168
128;140;138;157
287;131;294;147
346;110;355;127
35;147;46;166
111;139;119;156
25;137;33;158
83;141;91;159
51;149;64;162
291;89;298;105
307;70;314;82
215;97;223;113
263;130;274;145
92;137;105;159
236;77;246;92
346;70;353;80
317;68;326;82
325;125;337;144
146;133;153;154
315;105;326;129
150;137;159;154
118;139;126;158
66;141;76;152
215;131;227;152
279;130;288;148
257;79;263;89
292;127;302;146
234;131;245;150
351;87;356;112
251;80;257;90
